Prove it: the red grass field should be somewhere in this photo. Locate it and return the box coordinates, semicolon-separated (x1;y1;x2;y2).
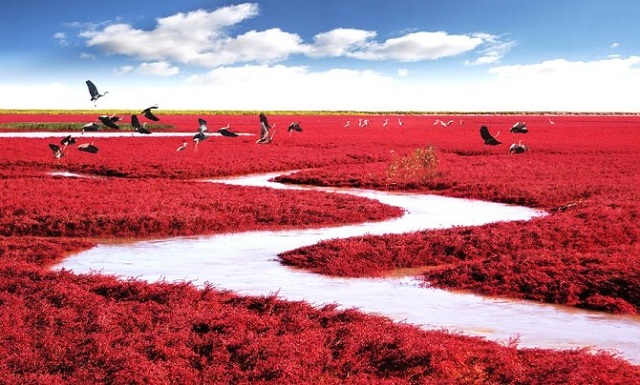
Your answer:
1;112;639;383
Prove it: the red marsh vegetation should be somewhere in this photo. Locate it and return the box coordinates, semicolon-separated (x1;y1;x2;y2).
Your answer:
0;112;638;382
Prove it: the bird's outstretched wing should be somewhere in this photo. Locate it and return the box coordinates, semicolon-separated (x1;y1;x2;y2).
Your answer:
193;132;208;142
480;125;501;145
142;105;160;121
99;116;120;129
287;122;302;132
198;118;208;133
60;135;76;147
131;114;142;130
49;143;61;153
82;122;100;132
218;124;238;137
78;143;99;154
259;113;271;128
86;80;99;99
98;115;120;129
510;121;528;134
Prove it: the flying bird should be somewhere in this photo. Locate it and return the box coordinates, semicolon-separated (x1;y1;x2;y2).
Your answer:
60;135;76;149
82;122;100;134
86;80;108;105
197;118;208;133
217;123;239;137
131;114;152;135
510;121;528;134
77;142;99;154
287;122;303;135
49;143;65;159
192;118;209;150
509;140;528;155
256;112;276;144
480;125;501;145
142;105;160;121
98;115;120;129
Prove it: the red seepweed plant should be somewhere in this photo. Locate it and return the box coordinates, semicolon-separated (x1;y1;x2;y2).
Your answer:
0;112;639;382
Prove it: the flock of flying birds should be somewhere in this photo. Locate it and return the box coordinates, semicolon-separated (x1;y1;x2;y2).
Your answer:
49;79;530;160
48;80;304;159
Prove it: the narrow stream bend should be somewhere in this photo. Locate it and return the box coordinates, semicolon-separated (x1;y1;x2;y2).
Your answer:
54;172;640;364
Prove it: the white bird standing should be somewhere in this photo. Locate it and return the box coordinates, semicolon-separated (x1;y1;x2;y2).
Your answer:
383;119;389;127
344;120;350;128
398;118;404;127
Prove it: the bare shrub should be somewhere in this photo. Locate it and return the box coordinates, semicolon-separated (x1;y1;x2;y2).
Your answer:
387;145;438;184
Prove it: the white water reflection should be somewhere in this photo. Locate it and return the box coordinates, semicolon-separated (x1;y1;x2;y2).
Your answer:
54;172;640;364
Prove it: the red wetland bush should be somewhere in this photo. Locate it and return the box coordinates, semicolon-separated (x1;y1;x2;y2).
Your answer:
0;112;639;382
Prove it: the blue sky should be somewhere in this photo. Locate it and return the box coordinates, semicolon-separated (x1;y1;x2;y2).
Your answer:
1;0;639;111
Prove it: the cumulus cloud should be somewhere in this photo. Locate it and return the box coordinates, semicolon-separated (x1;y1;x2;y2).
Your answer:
78;2;510;68
185;64;395;110
489;56;640;80
79;3;276;66
53;32;68;46
347;31;485;61
136;61;180;76
308;28;376;57
465;33;516;65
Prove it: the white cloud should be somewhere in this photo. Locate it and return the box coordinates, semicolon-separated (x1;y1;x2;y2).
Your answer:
114;65;134;75
308;28;376;57
80;52;96;60
347;31;485;61
77;3;511;68
136;61;180;76
3;56;640;112
79;4;266;66
611;42;620;49
185;64;395;110
53;32;68;46
397;68;409;77
465;33;517;65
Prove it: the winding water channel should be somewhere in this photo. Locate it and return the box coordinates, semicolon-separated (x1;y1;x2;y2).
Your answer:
51;171;640;364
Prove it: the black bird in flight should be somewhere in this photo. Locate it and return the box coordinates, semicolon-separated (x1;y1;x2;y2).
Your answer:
480;125;501;145
256;113;276;144
217;123;239;137
287;122;303;134
98;115;120;129
86;80;108;105
510;121;528;134
131;114;152;134
77;142;99;154
142;105;160;121
49;143;64;159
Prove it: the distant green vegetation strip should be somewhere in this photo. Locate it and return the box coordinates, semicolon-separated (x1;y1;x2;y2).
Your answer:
0;122;175;131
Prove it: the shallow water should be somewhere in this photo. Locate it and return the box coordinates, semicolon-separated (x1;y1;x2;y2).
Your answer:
53;172;640;364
